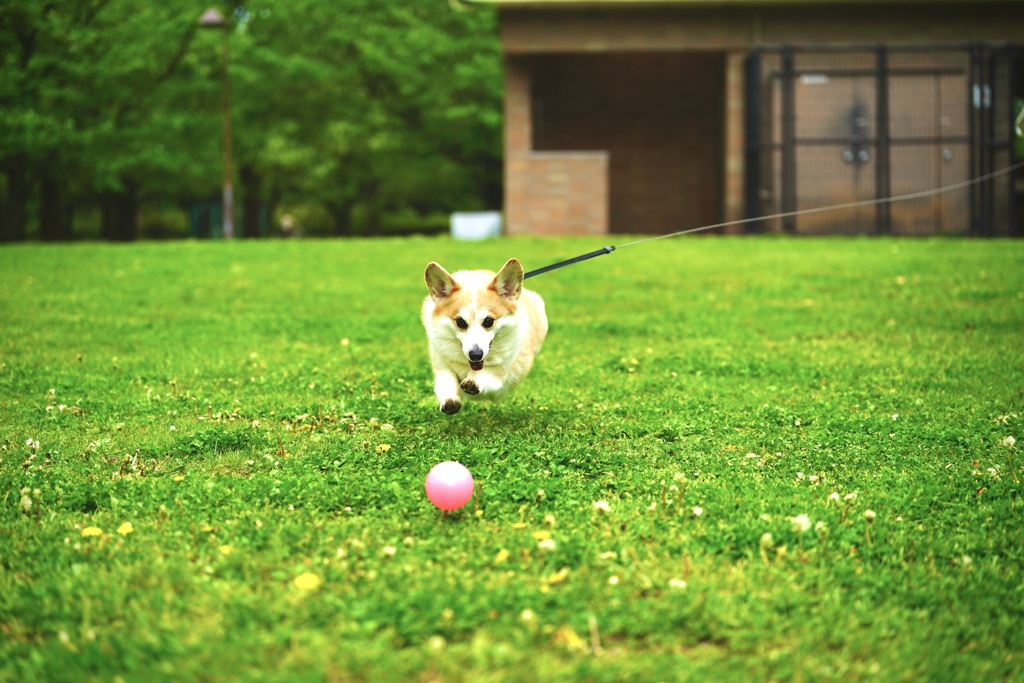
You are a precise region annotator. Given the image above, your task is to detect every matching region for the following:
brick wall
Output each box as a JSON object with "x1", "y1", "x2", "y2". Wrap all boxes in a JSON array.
[{"x1": 505, "y1": 152, "x2": 609, "y2": 236}]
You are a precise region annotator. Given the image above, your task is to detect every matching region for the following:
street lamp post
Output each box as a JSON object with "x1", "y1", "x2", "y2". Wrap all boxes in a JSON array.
[{"x1": 199, "y1": 7, "x2": 234, "y2": 239}]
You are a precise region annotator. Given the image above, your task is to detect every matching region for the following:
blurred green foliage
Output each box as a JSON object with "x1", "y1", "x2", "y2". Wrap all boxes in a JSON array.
[{"x1": 0, "y1": 0, "x2": 503, "y2": 240}]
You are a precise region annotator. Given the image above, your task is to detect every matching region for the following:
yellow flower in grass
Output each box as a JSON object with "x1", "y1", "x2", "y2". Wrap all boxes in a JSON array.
[
  {"x1": 117, "y1": 522, "x2": 134, "y2": 535},
  {"x1": 294, "y1": 572, "x2": 322, "y2": 590},
  {"x1": 81, "y1": 526, "x2": 102, "y2": 537}
]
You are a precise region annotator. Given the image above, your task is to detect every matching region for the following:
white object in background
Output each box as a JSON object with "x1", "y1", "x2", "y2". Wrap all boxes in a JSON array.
[{"x1": 451, "y1": 212, "x2": 502, "y2": 240}]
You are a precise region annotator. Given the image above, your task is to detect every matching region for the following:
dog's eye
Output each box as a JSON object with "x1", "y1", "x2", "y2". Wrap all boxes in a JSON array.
[
  {"x1": 455, "y1": 317, "x2": 468, "y2": 330},
  {"x1": 482, "y1": 317, "x2": 495, "y2": 329}
]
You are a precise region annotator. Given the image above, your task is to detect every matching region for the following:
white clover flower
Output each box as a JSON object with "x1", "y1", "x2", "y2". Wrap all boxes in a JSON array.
[
  {"x1": 814, "y1": 521, "x2": 827, "y2": 533},
  {"x1": 599, "y1": 551, "x2": 617, "y2": 560},
  {"x1": 759, "y1": 533, "x2": 774, "y2": 549},
  {"x1": 1002, "y1": 436, "x2": 1016, "y2": 448},
  {"x1": 789, "y1": 514, "x2": 812, "y2": 534},
  {"x1": 892, "y1": 414, "x2": 899, "y2": 421},
  {"x1": 808, "y1": 475, "x2": 820, "y2": 485},
  {"x1": 829, "y1": 492, "x2": 841, "y2": 503},
  {"x1": 519, "y1": 608, "x2": 536, "y2": 622},
  {"x1": 592, "y1": 500, "x2": 611, "y2": 514},
  {"x1": 669, "y1": 578, "x2": 687, "y2": 589},
  {"x1": 20, "y1": 495, "x2": 32, "y2": 512},
  {"x1": 864, "y1": 509, "x2": 876, "y2": 522},
  {"x1": 536, "y1": 489, "x2": 546, "y2": 501},
  {"x1": 381, "y1": 423, "x2": 394, "y2": 431},
  {"x1": 844, "y1": 492, "x2": 858, "y2": 502},
  {"x1": 537, "y1": 538, "x2": 556, "y2": 552},
  {"x1": 796, "y1": 472, "x2": 806, "y2": 481},
  {"x1": 692, "y1": 506, "x2": 704, "y2": 517},
  {"x1": 608, "y1": 575, "x2": 619, "y2": 585},
  {"x1": 382, "y1": 546, "x2": 396, "y2": 557}
]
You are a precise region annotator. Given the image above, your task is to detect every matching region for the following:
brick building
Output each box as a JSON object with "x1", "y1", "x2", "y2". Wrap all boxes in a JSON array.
[{"x1": 487, "y1": 0, "x2": 1024, "y2": 236}]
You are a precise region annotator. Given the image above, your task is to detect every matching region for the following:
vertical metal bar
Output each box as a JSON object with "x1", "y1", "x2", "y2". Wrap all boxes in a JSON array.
[
  {"x1": 743, "y1": 50, "x2": 763, "y2": 233},
  {"x1": 781, "y1": 47, "x2": 797, "y2": 233},
  {"x1": 968, "y1": 46, "x2": 979, "y2": 235},
  {"x1": 984, "y1": 48, "x2": 995, "y2": 236},
  {"x1": 1006, "y1": 44, "x2": 1018, "y2": 237},
  {"x1": 875, "y1": 45, "x2": 891, "y2": 234}
]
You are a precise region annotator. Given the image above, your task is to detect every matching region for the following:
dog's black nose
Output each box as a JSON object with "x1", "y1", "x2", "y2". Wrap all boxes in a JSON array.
[{"x1": 468, "y1": 347, "x2": 484, "y2": 362}]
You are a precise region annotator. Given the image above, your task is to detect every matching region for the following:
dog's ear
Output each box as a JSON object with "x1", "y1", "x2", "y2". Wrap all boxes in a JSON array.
[
  {"x1": 425, "y1": 262, "x2": 459, "y2": 302},
  {"x1": 490, "y1": 258, "x2": 523, "y2": 302}
]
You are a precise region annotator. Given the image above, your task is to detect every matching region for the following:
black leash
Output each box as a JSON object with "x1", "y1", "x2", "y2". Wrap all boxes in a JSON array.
[{"x1": 523, "y1": 245, "x2": 615, "y2": 279}]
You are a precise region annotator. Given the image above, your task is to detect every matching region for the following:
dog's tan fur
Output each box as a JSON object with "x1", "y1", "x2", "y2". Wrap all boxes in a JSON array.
[{"x1": 422, "y1": 258, "x2": 547, "y2": 415}]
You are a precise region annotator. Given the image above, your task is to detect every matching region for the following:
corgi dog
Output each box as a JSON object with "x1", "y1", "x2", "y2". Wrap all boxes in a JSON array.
[{"x1": 422, "y1": 258, "x2": 548, "y2": 415}]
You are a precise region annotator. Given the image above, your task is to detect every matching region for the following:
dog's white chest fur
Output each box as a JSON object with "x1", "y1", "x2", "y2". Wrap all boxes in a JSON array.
[{"x1": 421, "y1": 259, "x2": 547, "y2": 415}]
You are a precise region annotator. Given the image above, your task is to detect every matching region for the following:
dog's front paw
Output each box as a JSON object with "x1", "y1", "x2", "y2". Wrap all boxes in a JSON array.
[
  {"x1": 460, "y1": 379, "x2": 480, "y2": 395},
  {"x1": 440, "y1": 398, "x2": 462, "y2": 415}
]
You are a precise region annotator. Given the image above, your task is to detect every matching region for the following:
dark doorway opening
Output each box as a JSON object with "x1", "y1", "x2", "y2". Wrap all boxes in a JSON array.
[{"x1": 532, "y1": 52, "x2": 726, "y2": 235}]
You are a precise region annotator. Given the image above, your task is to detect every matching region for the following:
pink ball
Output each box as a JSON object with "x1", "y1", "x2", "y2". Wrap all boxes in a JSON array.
[{"x1": 425, "y1": 461, "x2": 475, "y2": 511}]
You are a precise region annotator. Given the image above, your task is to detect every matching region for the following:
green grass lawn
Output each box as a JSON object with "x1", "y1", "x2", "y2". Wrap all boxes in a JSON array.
[{"x1": 1, "y1": 236, "x2": 1023, "y2": 682}]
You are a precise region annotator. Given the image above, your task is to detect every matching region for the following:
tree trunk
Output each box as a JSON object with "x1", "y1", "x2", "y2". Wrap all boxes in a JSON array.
[
  {"x1": 1, "y1": 155, "x2": 30, "y2": 242},
  {"x1": 240, "y1": 165, "x2": 262, "y2": 238},
  {"x1": 101, "y1": 180, "x2": 138, "y2": 241},
  {"x1": 268, "y1": 188, "x2": 282, "y2": 236},
  {"x1": 326, "y1": 198, "x2": 354, "y2": 237},
  {"x1": 363, "y1": 180, "x2": 381, "y2": 236},
  {"x1": 39, "y1": 172, "x2": 72, "y2": 241}
]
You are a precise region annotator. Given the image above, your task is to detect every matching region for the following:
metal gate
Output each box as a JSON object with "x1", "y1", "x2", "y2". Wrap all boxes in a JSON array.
[{"x1": 744, "y1": 44, "x2": 1017, "y2": 236}]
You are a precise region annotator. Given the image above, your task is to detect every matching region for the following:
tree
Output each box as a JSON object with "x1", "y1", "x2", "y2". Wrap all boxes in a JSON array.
[
  {"x1": 226, "y1": 0, "x2": 504, "y2": 236},
  {"x1": 0, "y1": 1, "x2": 218, "y2": 241},
  {"x1": 0, "y1": 0, "x2": 504, "y2": 241}
]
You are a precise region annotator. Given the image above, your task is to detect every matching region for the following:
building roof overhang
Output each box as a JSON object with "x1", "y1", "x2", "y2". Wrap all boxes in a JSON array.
[{"x1": 467, "y1": 0, "x2": 1019, "y2": 6}]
